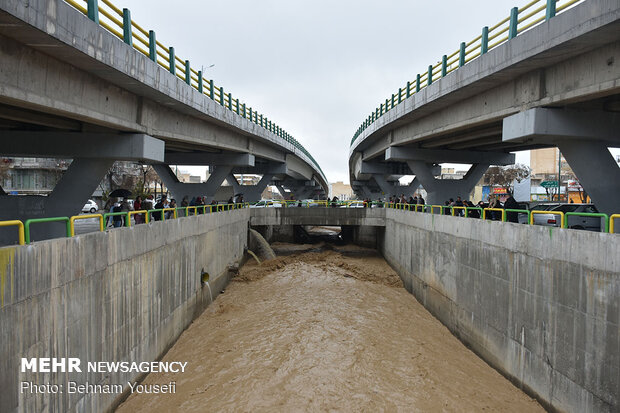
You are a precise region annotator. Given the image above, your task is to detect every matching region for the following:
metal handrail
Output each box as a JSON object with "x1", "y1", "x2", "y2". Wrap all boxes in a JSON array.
[
  {"x1": 0, "y1": 220, "x2": 25, "y2": 245},
  {"x1": 61, "y1": 0, "x2": 326, "y2": 181},
  {"x1": 350, "y1": 0, "x2": 585, "y2": 146},
  {"x1": 70, "y1": 214, "x2": 104, "y2": 236}
]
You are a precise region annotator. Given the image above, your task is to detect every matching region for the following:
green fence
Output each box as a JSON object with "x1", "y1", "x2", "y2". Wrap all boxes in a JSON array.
[
  {"x1": 62, "y1": 0, "x2": 325, "y2": 181},
  {"x1": 350, "y1": 0, "x2": 584, "y2": 146}
]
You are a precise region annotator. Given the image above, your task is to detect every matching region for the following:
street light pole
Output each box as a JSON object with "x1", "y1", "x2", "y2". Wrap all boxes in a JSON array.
[{"x1": 557, "y1": 148, "x2": 561, "y2": 202}]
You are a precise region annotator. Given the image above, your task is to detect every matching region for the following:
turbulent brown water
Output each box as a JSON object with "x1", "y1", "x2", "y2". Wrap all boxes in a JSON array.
[{"x1": 117, "y1": 247, "x2": 542, "y2": 412}]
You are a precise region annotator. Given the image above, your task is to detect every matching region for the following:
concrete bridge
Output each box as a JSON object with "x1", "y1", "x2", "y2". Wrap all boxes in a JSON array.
[
  {"x1": 0, "y1": 0, "x2": 328, "y2": 237},
  {"x1": 349, "y1": 0, "x2": 620, "y2": 213},
  {"x1": 0, "y1": 1, "x2": 618, "y2": 413},
  {"x1": 0, "y1": 207, "x2": 617, "y2": 412}
]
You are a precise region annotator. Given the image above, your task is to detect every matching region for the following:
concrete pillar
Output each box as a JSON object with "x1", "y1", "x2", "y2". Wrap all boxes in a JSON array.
[
  {"x1": 0, "y1": 158, "x2": 114, "y2": 243},
  {"x1": 372, "y1": 175, "x2": 418, "y2": 199},
  {"x1": 407, "y1": 161, "x2": 489, "y2": 205},
  {"x1": 558, "y1": 141, "x2": 620, "y2": 215},
  {"x1": 238, "y1": 174, "x2": 274, "y2": 202},
  {"x1": 226, "y1": 174, "x2": 240, "y2": 194},
  {"x1": 152, "y1": 164, "x2": 233, "y2": 203}
]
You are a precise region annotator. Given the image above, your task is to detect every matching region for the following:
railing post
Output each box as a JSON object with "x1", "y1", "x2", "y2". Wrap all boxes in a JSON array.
[
  {"x1": 391, "y1": 94, "x2": 395, "y2": 108},
  {"x1": 406, "y1": 81, "x2": 411, "y2": 98},
  {"x1": 87, "y1": 0, "x2": 99, "y2": 23},
  {"x1": 248, "y1": 106, "x2": 252, "y2": 120},
  {"x1": 427, "y1": 65, "x2": 432, "y2": 85},
  {"x1": 416, "y1": 74, "x2": 421, "y2": 92},
  {"x1": 228, "y1": 93, "x2": 232, "y2": 110},
  {"x1": 235, "y1": 98, "x2": 240, "y2": 114},
  {"x1": 148, "y1": 30, "x2": 156, "y2": 62},
  {"x1": 481, "y1": 26, "x2": 489, "y2": 54},
  {"x1": 459, "y1": 42, "x2": 466, "y2": 67},
  {"x1": 122, "y1": 8, "x2": 132, "y2": 46},
  {"x1": 219, "y1": 87, "x2": 224, "y2": 106},
  {"x1": 509, "y1": 7, "x2": 519, "y2": 39},
  {"x1": 185, "y1": 60, "x2": 191, "y2": 85},
  {"x1": 260, "y1": 114, "x2": 263, "y2": 127},
  {"x1": 398, "y1": 88, "x2": 402, "y2": 104},
  {"x1": 441, "y1": 55, "x2": 447, "y2": 77},
  {"x1": 546, "y1": 0, "x2": 556, "y2": 20},
  {"x1": 209, "y1": 79, "x2": 214, "y2": 99},
  {"x1": 380, "y1": 103, "x2": 384, "y2": 116},
  {"x1": 169, "y1": 47, "x2": 176, "y2": 75},
  {"x1": 242, "y1": 103, "x2": 246, "y2": 118},
  {"x1": 198, "y1": 70, "x2": 203, "y2": 93}
]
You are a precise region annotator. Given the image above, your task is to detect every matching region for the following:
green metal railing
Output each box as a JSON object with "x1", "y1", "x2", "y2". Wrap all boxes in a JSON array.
[
  {"x1": 2, "y1": 203, "x2": 252, "y2": 245},
  {"x1": 24, "y1": 217, "x2": 71, "y2": 244},
  {"x1": 350, "y1": 0, "x2": 584, "y2": 146},
  {"x1": 563, "y1": 212, "x2": 609, "y2": 233},
  {"x1": 63, "y1": 0, "x2": 325, "y2": 181}
]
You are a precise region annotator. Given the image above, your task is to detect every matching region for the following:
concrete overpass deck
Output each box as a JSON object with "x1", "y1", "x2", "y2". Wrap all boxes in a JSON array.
[
  {"x1": 349, "y1": 0, "x2": 620, "y2": 212},
  {"x1": 0, "y1": 0, "x2": 327, "y2": 233}
]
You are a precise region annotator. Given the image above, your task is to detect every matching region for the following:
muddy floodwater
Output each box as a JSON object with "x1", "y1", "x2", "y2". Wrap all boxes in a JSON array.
[{"x1": 117, "y1": 246, "x2": 543, "y2": 412}]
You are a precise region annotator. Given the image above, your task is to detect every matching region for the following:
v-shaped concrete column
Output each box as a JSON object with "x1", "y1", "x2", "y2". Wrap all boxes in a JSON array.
[
  {"x1": 407, "y1": 161, "x2": 489, "y2": 205},
  {"x1": 227, "y1": 174, "x2": 274, "y2": 202},
  {"x1": 372, "y1": 174, "x2": 419, "y2": 199},
  {"x1": 0, "y1": 158, "x2": 114, "y2": 243},
  {"x1": 153, "y1": 164, "x2": 233, "y2": 203}
]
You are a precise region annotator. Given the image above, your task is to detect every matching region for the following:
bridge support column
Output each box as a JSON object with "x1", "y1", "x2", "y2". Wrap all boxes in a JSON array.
[
  {"x1": 227, "y1": 174, "x2": 274, "y2": 202},
  {"x1": 558, "y1": 141, "x2": 620, "y2": 215},
  {"x1": 152, "y1": 164, "x2": 233, "y2": 203},
  {"x1": 407, "y1": 161, "x2": 489, "y2": 205},
  {"x1": 0, "y1": 158, "x2": 114, "y2": 243},
  {"x1": 226, "y1": 173, "x2": 241, "y2": 194},
  {"x1": 372, "y1": 175, "x2": 419, "y2": 199},
  {"x1": 503, "y1": 108, "x2": 620, "y2": 215}
]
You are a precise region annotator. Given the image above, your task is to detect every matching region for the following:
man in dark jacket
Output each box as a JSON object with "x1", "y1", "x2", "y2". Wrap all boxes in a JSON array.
[
  {"x1": 504, "y1": 195, "x2": 520, "y2": 223},
  {"x1": 153, "y1": 195, "x2": 167, "y2": 221}
]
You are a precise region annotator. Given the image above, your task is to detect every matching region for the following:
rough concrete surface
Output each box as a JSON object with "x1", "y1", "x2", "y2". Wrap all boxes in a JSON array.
[
  {"x1": 380, "y1": 209, "x2": 619, "y2": 413},
  {"x1": 0, "y1": 209, "x2": 249, "y2": 413}
]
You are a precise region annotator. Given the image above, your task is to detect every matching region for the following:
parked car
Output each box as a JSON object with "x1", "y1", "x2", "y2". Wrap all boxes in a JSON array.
[
  {"x1": 249, "y1": 200, "x2": 284, "y2": 208},
  {"x1": 532, "y1": 203, "x2": 602, "y2": 231},
  {"x1": 82, "y1": 199, "x2": 98, "y2": 213}
]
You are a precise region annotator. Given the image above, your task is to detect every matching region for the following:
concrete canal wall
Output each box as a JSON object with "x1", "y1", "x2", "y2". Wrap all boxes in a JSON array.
[
  {"x1": 0, "y1": 209, "x2": 249, "y2": 413},
  {"x1": 380, "y1": 209, "x2": 619, "y2": 413}
]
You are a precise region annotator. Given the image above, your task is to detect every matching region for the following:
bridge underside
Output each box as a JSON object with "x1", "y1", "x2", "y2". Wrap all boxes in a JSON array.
[
  {"x1": 349, "y1": 0, "x2": 620, "y2": 212},
  {"x1": 0, "y1": 2, "x2": 327, "y2": 241}
]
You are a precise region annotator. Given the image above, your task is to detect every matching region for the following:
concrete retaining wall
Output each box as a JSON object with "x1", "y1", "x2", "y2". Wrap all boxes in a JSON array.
[
  {"x1": 0, "y1": 209, "x2": 249, "y2": 413},
  {"x1": 380, "y1": 209, "x2": 618, "y2": 412}
]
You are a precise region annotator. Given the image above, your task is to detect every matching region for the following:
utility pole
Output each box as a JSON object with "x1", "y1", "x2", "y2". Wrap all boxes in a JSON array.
[{"x1": 557, "y1": 148, "x2": 561, "y2": 202}]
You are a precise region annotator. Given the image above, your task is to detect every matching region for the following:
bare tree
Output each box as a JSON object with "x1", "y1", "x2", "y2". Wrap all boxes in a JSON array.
[{"x1": 483, "y1": 164, "x2": 531, "y2": 193}]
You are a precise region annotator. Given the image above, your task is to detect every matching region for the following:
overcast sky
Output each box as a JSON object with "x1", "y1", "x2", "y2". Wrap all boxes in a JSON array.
[{"x1": 116, "y1": 0, "x2": 613, "y2": 183}]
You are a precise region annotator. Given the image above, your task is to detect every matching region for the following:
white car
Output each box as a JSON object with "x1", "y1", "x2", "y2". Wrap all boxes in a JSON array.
[
  {"x1": 250, "y1": 200, "x2": 284, "y2": 208},
  {"x1": 82, "y1": 199, "x2": 98, "y2": 213}
]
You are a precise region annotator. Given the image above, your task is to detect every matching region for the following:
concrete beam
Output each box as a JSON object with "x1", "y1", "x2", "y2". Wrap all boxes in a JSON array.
[
  {"x1": 164, "y1": 152, "x2": 255, "y2": 166},
  {"x1": 503, "y1": 108, "x2": 620, "y2": 144},
  {"x1": 231, "y1": 163, "x2": 287, "y2": 175},
  {"x1": 360, "y1": 161, "x2": 411, "y2": 175},
  {"x1": 0, "y1": 132, "x2": 164, "y2": 162},
  {"x1": 386, "y1": 146, "x2": 514, "y2": 165},
  {"x1": 286, "y1": 154, "x2": 313, "y2": 180}
]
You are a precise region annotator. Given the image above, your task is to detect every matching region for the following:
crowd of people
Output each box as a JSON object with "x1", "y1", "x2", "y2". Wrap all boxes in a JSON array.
[
  {"x1": 101, "y1": 193, "x2": 249, "y2": 227},
  {"x1": 352, "y1": 193, "x2": 522, "y2": 223}
]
